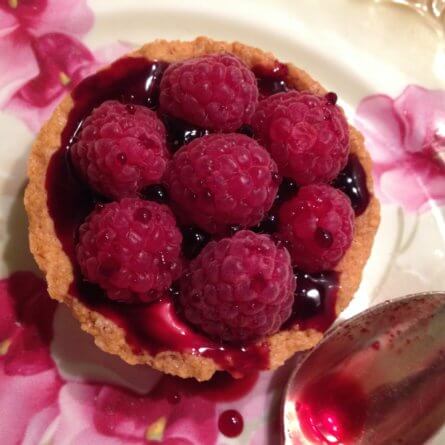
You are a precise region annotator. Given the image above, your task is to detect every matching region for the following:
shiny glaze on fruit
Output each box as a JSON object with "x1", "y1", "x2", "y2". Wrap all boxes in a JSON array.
[
  {"x1": 333, "y1": 154, "x2": 370, "y2": 216},
  {"x1": 285, "y1": 270, "x2": 339, "y2": 332},
  {"x1": 45, "y1": 56, "x2": 369, "y2": 374},
  {"x1": 253, "y1": 62, "x2": 289, "y2": 97}
]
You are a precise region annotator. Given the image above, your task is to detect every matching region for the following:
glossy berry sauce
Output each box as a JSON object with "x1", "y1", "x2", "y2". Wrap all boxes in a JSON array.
[
  {"x1": 285, "y1": 270, "x2": 339, "y2": 332},
  {"x1": 218, "y1": 409, "x2": 244, "y2": 438},
  {"x1": 181, "y1": 226, "x2": 210, "y2": 259},
  {"x1": 45, "y1": 56, "x2": 370, "y2": 375},
  {"x1": 295, "y1": 372, "x2": 367, "y2": 444},
  {"x1": 142, "y1": 184, "x2": 169, "y2": 204},
  {"x1": 253, "y1": 62, "x2": 289, "y2": 97},
  {"x1": 162, "y1": 113, "x2": 210, "y2": 151},
  {"x1": 333, "y1": 155, "x2": 370, "y2": 216}
]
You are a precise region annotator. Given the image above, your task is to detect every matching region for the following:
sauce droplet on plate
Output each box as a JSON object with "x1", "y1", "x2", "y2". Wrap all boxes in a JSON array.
[{"x1": 218, "y1": 409, "x2": 244, "y2": 437}]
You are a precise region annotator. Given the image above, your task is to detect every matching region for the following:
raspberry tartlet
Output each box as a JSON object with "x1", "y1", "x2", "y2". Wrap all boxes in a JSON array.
[{"x1": 25, "y1": 37, "x2": 380, "y2": 381}]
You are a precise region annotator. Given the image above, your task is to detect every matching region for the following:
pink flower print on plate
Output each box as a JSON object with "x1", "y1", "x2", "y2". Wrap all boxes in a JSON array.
[
  {"x1": 0, "y1": 271, "x2": 63, "y2": 445},
  {"x1": 0, "y1": 0, "x2": 93, "y2": 104},
  {"x1": 51, "y1": 377, "x2": 220, "y2": 445},
  {"x1": 3, "y1": 33, "x2": 130, "y2": 132},
  {"x1": 356, "y1": 85, "x2": 445, "y2": 213},
  {"x1": 0, "y1": 0, "x2": 93, "y2": 37},
  {"x1": 0, "y1": 0, "x2": 131, "y2": 132}
]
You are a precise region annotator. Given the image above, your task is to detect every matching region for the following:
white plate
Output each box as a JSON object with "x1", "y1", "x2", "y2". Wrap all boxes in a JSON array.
[{"x1": 0, "y1": 1, "x2": 444, "y2": 443}]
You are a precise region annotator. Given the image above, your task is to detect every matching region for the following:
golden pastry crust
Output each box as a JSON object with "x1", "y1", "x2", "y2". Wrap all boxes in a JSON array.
[{"x1": 25, "y1": 37, "x2": 380, "y2": 381}]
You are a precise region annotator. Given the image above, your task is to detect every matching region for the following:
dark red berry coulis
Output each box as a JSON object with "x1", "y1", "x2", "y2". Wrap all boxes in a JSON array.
[
  {"x1": 45, "y1": 56, "x2": 370, "y2": 375},
  {"x1": 333, "y1": 154, "x2": 370, "y2": 216},
  {"x1": 253, "y1": 62, "x2": 289, "y2": 97},
  {"x1": 142, "y1": 184, "x2": 169, "y2": 204},
  {"x1": 218, "y1": 409, "x2": 244, "y2": 437},
  {"x1": 161, "y1": 113, "x2": 210, "y2": 152},
  {"x1": 181, "y1": 226, "x2": 210, "y2": 259},
  {"x1": 285, "y1": 270, "x2": 340, "y2": 332}
]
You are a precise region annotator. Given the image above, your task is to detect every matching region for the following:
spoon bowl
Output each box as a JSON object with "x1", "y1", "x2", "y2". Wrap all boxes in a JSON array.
[{"x1": 283, "y1": 292, "x2": 445, "y2": 445}]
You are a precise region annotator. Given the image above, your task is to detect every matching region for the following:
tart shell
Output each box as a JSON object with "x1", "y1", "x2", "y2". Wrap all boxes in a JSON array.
[{"x1": 25, "y1": 37, "x2": 380, "y2": 381}]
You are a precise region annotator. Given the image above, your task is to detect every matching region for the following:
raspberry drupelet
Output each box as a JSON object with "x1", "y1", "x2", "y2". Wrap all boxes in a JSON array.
[
  {"x1": 251, "y1": 91, "x2": 349, "y2": 185},
  {"x1": 71, "y1": 100, "x2": 169, "y2": 199},
  {"x1": 179, "y1": 230, "x2": 296, "y2": 342},
  {"x1": 159, "y1": 53, "x2": 258, "y2": 132},
  {"x1": 278, "y1": 184, "x2": 354, "y2": 272},
  {"x1": 76, "y1": 198, "x2": 183, "y2": 303},
  {"x1": 164, "y1": 133, "x2": 280, "y2": 234}
]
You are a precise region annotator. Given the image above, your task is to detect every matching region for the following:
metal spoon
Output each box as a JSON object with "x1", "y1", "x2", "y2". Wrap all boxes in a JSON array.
[{"x1": 283, "y1": 292, "x2": 445, "y2": 445}]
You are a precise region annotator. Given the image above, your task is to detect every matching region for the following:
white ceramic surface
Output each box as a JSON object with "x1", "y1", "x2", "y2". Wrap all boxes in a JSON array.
[{"x1": 1, "y1": 1, "x2": 444, "y2": 443}]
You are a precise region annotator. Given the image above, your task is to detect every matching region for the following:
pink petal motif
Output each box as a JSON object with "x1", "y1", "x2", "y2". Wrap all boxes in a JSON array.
[
  {"x1": 355, "y1": 85, "x2": 445, "y2": 212},
  {"x1": 4, "y1": 327, "x2": 55, "y2": 375},
  {"x1": 26, "y1": 0, "x2": 94, "y2": 37},
  {"x1": 93, "y1": 40, "x2": 134, "y2": 67},
  {"x1": 355, "y1": 95, "x2": 405, "y2": 165},
  {"x1": 0, "y1": 273, "x2": 18, "y2": 340},
  {"x1": 15, "y1": 32, "x2": 95, "y2": 107},
  {"x1": 0, "y1": 0, "x2": 49, "y2": 26},
  {"x1": 0, "y1": 364, "x2": 62, "y2": 445},
  {"x1": 7, "y1": 270, "x2": 57, "y2": 342},
  {"x1": 393, "y1": 85, "x2": 445, "y2": 154},
  {"x1": 52, "y1": 384, "x2": 127, "y2": 445},
  {"x1": 93, "y1": 385, "x2": 165, "y2": 440},
  {"x1": 379, "y1": 162, "x2": 445, "y2": 213},
  {"x1": 0, "y1": 29, "x2": 39, "y2": 106},
  {"x1": 0, "y1": 5, "x2": 18, "y2": 31},
  {"x1": 0, "y1": 0, "x2": 93, "y2": 37},
  {"x1": 52, "y1": 378, "x2": 219, "y2": 444},
  {"x1": 3, "y1": 34, "x2": 132, "y2": 132},
  {"x1": 22, "y1": 405, "x2": 60, "y2": 445},
  {"x1": 0, "y1": 271, "x2": 62, "y2": 445},
  {"x1": 0, "y1": 271, "x2": 57, "y2": 376},
  {"x1": 161, "y1": 439, "x2": 194, "y2": 445},
  {"x1": 0, "y1": 0, "x2": 94, "y2": 107},
  {"x1": 94, "y1": 379, "x2": 218, "y2": 444},
  {"x1": 163, "y1": 394, "x2": 218, "y2": 444}
]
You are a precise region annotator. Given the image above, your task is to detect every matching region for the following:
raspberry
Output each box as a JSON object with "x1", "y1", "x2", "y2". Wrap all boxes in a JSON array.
[
  {"x1": 164, "y1": 133, "x2": 279, "y2": 234},
  {"x1": 278, "y1": 184, "x2": 354, "y2": 272},
  {"x1": 159, "y1": 54, "x2": 258, "y2": 132},
  {"x1": 180, "y1": 230, "x2": 295, "y2": 342},
  {"x1": 76, "y1": 198, "x2": 182, "y2": 303},
  {"x1": 251, "y1": 91, "x2": 349, "y2": 184},
  {"x1": 71, "y1": 100, "x2": 169, "y2": 199}
]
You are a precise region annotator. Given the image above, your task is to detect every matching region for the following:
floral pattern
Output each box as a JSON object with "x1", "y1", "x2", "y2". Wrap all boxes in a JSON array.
[
  {"x1": 0, "y1": 272, "x2": 268, "y2": 445},
  {"x1": 355, "y1": 85, "x2": 445, "y2": 213},
  {"x1": 53, "y1": 380, "x2": 219, "y2": 444},
  {"x1": 0, "y1": 0, "x2": 129, "y2": 131},
  {"x1": 0, "y1": 3, "x2": 281, "y2": 443},
  {"x1": 0, "y1": 272, "x2": 62, "y2": 445},
  {"x1": 1, "y1": 1, "x2": 445, "y2": 444}
]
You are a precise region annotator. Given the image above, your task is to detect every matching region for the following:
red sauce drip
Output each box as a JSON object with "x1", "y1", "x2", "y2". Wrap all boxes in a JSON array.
[
  {"x1": 218, "y1": 409, "x2": 244, "y2": 438},
  {"x1": 296, "y1": 373, "x2": 368, "y2": 444},
  {"x1": 69, "y1": 281, "x2": 269, "y2": 376},
  {"x1": 182, "y1": 371, "x2": 259, "y2": 402},
  {"x1": 153, "y1": 372, "x2": 258, "y2": 405},
  {"x1": 285, "y1": 270, "x2": 339, "y2": 332},
  {"x1": 371, "y1": 341, "x2": 381, "y2": 351}
]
